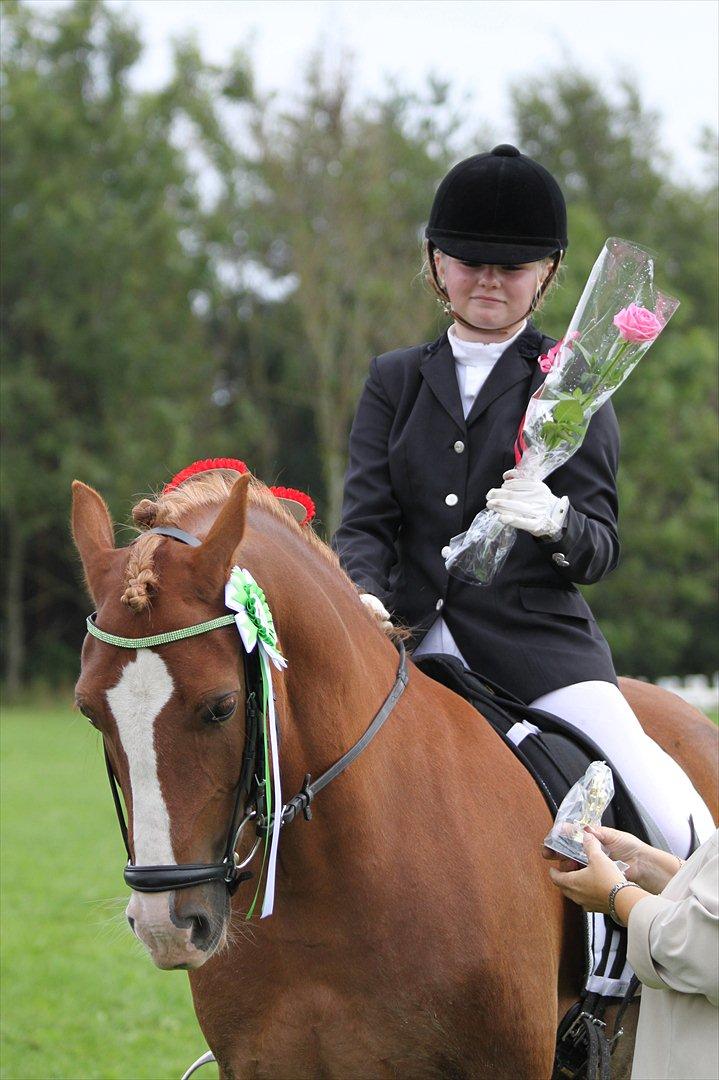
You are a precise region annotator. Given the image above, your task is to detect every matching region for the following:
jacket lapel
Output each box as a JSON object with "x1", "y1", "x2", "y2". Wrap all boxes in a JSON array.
[
  {"x1": 419, "y1": 334, "x2": 466, "y2": 433},
  {"x1": 465, "y1": 322, "x2": 545, "y2": 427}
]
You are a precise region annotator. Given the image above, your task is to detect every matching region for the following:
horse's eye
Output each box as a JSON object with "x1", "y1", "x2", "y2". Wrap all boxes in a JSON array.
[
  {"x1": 77, "y1": 703, "x2": 98, "y2": 728},
  {"x1": 202, "y1": 695, "x2": 238, "y2": 725}
]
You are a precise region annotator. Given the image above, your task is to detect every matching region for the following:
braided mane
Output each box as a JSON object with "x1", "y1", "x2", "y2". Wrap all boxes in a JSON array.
[{"x1": 121, "y1": 471, "x2": 339, "y2": 613}]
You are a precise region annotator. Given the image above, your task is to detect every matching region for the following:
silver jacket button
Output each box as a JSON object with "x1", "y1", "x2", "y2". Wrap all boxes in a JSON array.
[
  {"x1": 441, "y1": 545, "x2": 451, "y2": 559},
  {"x1": 453, "y1": 440, "x2": 465, "y2": 454},
  {"x1": 435, "y1": 598, "x2": 444, "y2": 611},
  {"x1": 552, "y1": 552, "x2": 570, "y2": 567},
  {"x1": 445, "y1": 493, "x2": 458, "y2": 506}
]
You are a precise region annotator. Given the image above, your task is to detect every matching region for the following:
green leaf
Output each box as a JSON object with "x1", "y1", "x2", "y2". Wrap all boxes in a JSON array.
[
  {"x1": 573, "y1": 339, "x2": 596, "y2": 365},
  {"x1": 552, "y1": 398, "x2": 586, "y2": 425}
]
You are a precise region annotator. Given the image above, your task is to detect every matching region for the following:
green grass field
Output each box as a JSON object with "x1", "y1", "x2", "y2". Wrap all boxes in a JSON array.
[{"x1": 1, "y1": 704, "x2": 218, "y2": 1080}]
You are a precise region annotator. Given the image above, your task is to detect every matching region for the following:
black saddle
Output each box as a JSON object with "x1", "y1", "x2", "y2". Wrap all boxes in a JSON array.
[{"x1": 413, "y1": 652, "x2": 661, "y2": 851}]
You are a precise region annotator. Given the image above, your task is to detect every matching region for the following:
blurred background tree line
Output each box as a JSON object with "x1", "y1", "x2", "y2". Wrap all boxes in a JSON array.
[{"x1": 1, "y1": 0, "x2": 717, "y2": 694}]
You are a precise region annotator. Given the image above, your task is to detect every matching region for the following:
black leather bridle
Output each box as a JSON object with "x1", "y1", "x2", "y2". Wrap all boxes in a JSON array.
[{"x1": 91, "y1": 526, "x2": 409, "y2": 897}]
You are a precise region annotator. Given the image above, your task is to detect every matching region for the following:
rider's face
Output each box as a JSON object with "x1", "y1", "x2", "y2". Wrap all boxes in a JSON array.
[{"x1": 434, "y1": 251, "x2": 549, "y2": 340}]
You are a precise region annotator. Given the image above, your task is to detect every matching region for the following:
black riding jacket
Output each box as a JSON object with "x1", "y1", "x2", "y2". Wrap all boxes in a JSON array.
[{"x1": 333, "y1": 321, "x2": 619, "y2": 702}]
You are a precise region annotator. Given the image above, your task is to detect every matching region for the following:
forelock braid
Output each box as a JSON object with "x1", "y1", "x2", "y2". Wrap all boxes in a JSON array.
[{"x1": 121, "y1": 533, "x2": 162, "y2": 612}]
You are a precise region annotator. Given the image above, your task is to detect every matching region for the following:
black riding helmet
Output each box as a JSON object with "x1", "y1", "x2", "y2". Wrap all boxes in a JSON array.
[
  {"x1": 426, "y1": 145, "x2": 567, "y2": 332},
  {"x1": 426, "y1": 144, "x2": 568, "y2": 264}
]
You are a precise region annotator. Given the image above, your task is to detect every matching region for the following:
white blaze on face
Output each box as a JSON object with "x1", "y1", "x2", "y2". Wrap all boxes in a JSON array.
[{"x1": 106, "y1": 651, "x2": 175, "y2": 865}]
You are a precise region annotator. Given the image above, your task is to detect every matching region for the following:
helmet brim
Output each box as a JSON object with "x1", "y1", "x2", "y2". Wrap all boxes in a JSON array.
[{"x1": 427, "y1": 231, "x2": 563, "y2": 265}]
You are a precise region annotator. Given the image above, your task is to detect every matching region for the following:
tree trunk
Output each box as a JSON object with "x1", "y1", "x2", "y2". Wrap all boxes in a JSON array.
[
  {"x1": 4, "y1": 515, "x2": 26, "y2": 697},
  {"x1": 313, "y1": 390, "x2": 347, "y2": 538},
  {"x1": 324, "y1": 445, "x2": 347, "y2": 539}
]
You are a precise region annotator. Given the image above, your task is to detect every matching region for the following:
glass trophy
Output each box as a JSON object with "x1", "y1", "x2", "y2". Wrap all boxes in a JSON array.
[{"x1": 544, "y1": 761, "x2": 615, "y2": 865}]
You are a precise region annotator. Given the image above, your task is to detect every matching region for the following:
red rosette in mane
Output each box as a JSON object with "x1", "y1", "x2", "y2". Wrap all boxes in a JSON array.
[
  {"x1": 162, "y1": 458, "x2": 248, "y2": 494},
  {"x1": 269, "y1": 486, "x2": 316, "y2": 526},
  {"x1": 162, "y1": 461, "x2": 315, "y2": 526}
]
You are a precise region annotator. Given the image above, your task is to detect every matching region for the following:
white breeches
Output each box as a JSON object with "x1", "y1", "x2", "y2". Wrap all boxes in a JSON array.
[{"x1": 530, "y1": 681, "x2": 716, "y2": 857}]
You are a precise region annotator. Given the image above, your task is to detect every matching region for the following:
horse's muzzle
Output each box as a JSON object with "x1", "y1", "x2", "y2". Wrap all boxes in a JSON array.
[{"x1": 126, "y1": 889, "x2": 228, "y2": 969}]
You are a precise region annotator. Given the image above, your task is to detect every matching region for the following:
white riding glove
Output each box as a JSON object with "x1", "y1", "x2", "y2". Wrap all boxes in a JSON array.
[
  {"x1": 360, "y1": 592, "x2": 393, "y2": 630},
  {"x1": 486, "y1": 470, "x2": 570, "y2": 540}
]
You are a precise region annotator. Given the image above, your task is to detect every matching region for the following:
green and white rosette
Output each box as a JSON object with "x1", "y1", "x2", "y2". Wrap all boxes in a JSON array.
[{"x1": 224, "y1": 566, "x2": 286, "y2": 918}]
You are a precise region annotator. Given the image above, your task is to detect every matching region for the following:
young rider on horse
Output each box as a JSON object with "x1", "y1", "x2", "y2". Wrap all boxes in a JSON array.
[{"x1": 333, "y1": 144, "x2": 714, "y2": 857}]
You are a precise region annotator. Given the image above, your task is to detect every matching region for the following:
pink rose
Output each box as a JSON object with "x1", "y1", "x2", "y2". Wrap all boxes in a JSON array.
[{"x1": 613, "y1": 304, "x2": 664, "y2": 343}]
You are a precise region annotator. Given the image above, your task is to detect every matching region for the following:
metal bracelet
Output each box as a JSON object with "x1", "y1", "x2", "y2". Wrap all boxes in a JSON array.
[{"x1": 608, "y1": 881, "x2": 642, "y2": 925}]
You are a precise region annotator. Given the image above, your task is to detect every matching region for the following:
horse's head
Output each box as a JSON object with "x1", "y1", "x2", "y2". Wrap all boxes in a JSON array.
[{"x1": 72, "y1": 472, "x2": 260, "y2": 969}]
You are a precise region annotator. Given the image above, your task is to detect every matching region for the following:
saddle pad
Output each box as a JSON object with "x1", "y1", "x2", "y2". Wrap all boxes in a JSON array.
[{"x1": 414, "y1": 653, "x2": 651, "y2": 998}]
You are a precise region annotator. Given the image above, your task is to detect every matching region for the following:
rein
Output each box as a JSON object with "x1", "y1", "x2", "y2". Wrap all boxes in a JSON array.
[{"x1": 86, "y1": 526, "x2": 409, "y2": 902}]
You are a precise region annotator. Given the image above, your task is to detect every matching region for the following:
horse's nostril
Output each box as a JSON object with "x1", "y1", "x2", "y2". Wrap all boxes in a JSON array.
[
  {"x1": 190, "y1": 913, "x2": 213, "y2": 951},
  {"x1": 127, "y1": 915, "x2": 136, "y2": 934},
  {"x1": 168, "y1": 895, "x2": 220, "y2": 952}
]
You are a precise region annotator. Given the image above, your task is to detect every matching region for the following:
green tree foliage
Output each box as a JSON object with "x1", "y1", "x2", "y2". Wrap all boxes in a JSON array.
[
  {"x1": 1, "y1": 1, "x2": 716, "y2": 687},
  {"x1": 1, "y1": 0, "x2": 217, "y2": 690},
  {"x1": 201, "y1": 60, "x2": 459, "y2": 530}
]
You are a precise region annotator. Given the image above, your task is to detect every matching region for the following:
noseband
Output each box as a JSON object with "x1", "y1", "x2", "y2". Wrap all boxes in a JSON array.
[{"x1": 86, "y1": 526, "x2": 408, "y2": 899}]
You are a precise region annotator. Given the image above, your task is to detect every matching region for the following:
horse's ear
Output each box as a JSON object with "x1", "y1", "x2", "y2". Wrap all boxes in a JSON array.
[
  {"x1": 191, "y1": 473, "x2": 251, "y2": 591},
  {"x1": 71, "y1": 480, "x2": 116, "y2": 603}
]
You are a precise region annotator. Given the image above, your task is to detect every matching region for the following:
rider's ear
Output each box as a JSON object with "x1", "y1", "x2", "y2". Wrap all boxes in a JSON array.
[
  {"x1": 71, "y1": 480, "x2": 117, "y2": 603},
  {"x1": 191, "y1": 472, "x2": 250, "y2": 593}
]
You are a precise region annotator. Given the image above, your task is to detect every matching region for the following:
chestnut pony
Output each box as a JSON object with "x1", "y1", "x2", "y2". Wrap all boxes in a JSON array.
[{"x1": 72, "y1": 472, "x2": 717, "y2": 1080}]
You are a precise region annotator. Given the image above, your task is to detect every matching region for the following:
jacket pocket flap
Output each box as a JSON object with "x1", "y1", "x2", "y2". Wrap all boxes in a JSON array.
[{"x1": 519, "y1": 586, "x2": 591, "y2": 620}]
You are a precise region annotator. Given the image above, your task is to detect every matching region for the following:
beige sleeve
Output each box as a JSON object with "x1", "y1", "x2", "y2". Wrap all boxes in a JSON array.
[{"x1": 627, "y1": 845, "x2": 719, "y2": 1006}]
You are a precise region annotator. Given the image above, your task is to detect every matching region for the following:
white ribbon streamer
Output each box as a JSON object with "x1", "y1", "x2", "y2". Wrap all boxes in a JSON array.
[{"x1": 259, "y1": 646, "x2": 282, "y2": 918}]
